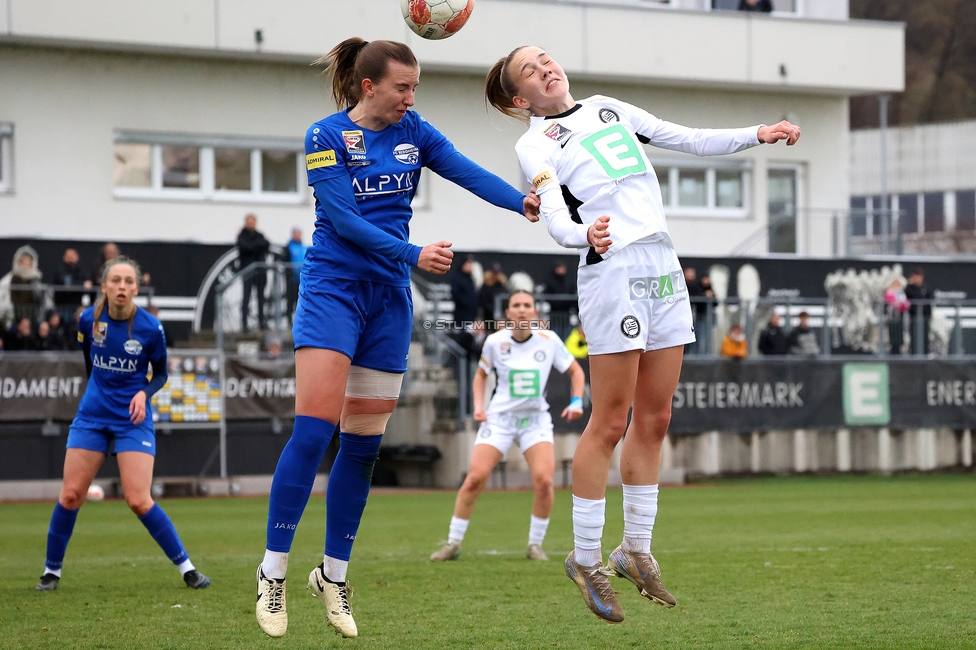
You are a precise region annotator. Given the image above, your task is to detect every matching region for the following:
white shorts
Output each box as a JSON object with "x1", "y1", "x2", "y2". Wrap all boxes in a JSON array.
[
  {"x1": 475, "y1": 411, "x2": 554, "y2": 455},
  {"x1": 578, "y1": 235, "x2": 696, "y2": 355}
]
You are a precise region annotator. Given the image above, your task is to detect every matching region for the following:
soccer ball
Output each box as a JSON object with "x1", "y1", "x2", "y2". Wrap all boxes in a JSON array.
[
  {"x1": 401, "y1": 0, "x2": 474, "y2": 40},
  {"x1": 87, "y1": 484, "x2": 105, "y2": 501}
]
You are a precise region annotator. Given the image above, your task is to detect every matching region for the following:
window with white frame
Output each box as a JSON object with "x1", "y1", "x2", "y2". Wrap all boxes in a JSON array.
[
  {"x1": 0, "y1": 123, "x2": 12, "y2": 194},
  {"x1": 711, "y1": 0, "x2": 802, "y2": 15},
  {"x1": 652, "y1": 159, "x2": 751, "y2": 218},
  {"x1": 113, "y1": 132, "x2": 304, "y2": 203}
]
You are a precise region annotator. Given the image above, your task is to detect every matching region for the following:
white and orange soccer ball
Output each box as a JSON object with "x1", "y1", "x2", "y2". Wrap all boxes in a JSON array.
[
  {"x1": 401, "y1": 0, "x2": 474, "y2": 40},
  {"x1": 87, "y1": 484, "x2": 105, "y2": 501}
]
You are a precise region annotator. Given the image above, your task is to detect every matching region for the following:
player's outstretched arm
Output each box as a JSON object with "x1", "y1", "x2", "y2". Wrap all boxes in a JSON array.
[{"x1": 758, "y1": 120, "x2": 801, "y2": 146}]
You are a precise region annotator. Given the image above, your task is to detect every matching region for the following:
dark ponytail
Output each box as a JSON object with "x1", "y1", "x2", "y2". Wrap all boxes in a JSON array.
[
  {"x1": 485, "y1": 46, "x2": 529, "y2": 122},
  {"x1": 315, "y1": 37, "x2": 418, "y2": 110}
]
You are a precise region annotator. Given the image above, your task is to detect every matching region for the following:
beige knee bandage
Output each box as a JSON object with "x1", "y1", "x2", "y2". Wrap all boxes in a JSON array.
[
  {"x1": 345, "y1": 366, "x2": 403, "y2": 400},
  {"x1": 342, "y1": 412, "x2": 393, "y2": 435}
]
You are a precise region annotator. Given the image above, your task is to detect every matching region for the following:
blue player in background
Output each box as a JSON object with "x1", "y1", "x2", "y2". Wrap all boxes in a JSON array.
[
  {"x1": 255, "y1": 37, "x2": 540, "y2": 639},
  {"x1": 37, "y1": 257, "x2": 210, "y2": 592}
]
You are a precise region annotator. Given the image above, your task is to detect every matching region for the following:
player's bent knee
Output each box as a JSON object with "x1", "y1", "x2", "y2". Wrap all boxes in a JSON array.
[
  {"x1": 60, "y1": 487, "x2": 86, "y2": 509},
  {"x1": 126, "y1": 497, "x2": 154, "y2": 516}
]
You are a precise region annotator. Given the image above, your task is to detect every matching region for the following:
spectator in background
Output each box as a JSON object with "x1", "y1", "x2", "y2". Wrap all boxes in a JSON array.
[
  {"x1": 237, "y1": 213, "x2": 271, "y2": 332},
  {"x1": 757, "y1": 313, "x2": 788, "y2": 356},
  {"x1": 904, "y1": 267, "x2": 932, "y2": 355},
  {"x1": 44, "y1": 310, "x2": 69, "y2": 350},
  {"x1": 6, "y1": 246, "x2": 44, "y2": 325},
  {"x1": 565, "y1": 321, "x2": 588, "y2": 359},
  {"x1": 787, "y1": 311, "x2": 819, "y2": 356},
  {"x1": 31, "y1": 320, "x2": 58, "y2": 351},
  {"x1": 283, "y1": 227, "x2": 307, "y2": 324},
  {"x1": 543, "y1": 261, "x2": 577, "y2": 338},
  {"x1": 883, "y1": 278, "x2": 910, "y2": 355},
  {"x1": 739, "y1": 0, "x2": 773, "y2": 12},
  {"x1": 53, "y1": 248, "x2": 92, "y2": 320},
  {"x1": 685, "y1": 268, "x2": 716, "y2": 354},
  {"x1": 451, "y1": 256, "x2": 480, "y2": 358},
  {"x1": 478, "y1": 262, "x2": 508, "y2": 320},
  {"x1": 90, "y1": 242, "x2": 120, "y2": 286},
  {"x1": 4, "y1": 317, "x2": 33, "y2": 351},
  {"x1": 720, "y1": 323, "x2": 749, "y2": 359}
]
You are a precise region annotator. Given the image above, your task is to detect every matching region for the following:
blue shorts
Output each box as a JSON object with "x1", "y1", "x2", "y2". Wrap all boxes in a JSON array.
[
  {"x1": 66, "y1": 416, "x2": 156, "y2": 456},
  {"x1": 293, "y1": 275, "x2": 413, "y2": 373}
]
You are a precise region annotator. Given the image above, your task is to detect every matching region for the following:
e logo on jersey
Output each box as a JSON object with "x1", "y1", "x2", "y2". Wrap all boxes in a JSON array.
[
  {"x1": 581, "y1": 125, "x2": 647, "y2": 179},
  {"x1": 533, "y1": 350, "x2": 546, "y2": 362},
  {"x1": 394, "y1": 143, "x2": 420, "y2": 165},
  {"x1": 342, "y1": 130, "x2": 366, "y2": 155},
  {"x1": 510, "y1": 369, "x2": 541, "y2": 398},
  {"x1": 543, "y1": 123, "x2": 573, "y2": 145},
  {"x1": 621, "y1": 315, "x2": 641, "y2": 339},
  {"x1": 532, "y1": 171, "x2": 553, "y2": 190},
  {"x1": 500, "y1": 343, "x2": 511, "y2": 357},
  {"x1": 306, "y1": 150, "x2": 337, "y2": 170},
  {"x1": 598, "y1": 108, "x2": 619, "y2": 123},
  {"x1": 124, "y1": 339, "x2": 143, "y2": 355}
]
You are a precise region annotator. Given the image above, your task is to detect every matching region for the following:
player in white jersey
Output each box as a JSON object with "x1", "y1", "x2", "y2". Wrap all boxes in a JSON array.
[
  {"x1": 430, "y1": 290, "x2": 585, "y2": 562},
  {"x1": 486, "y1": 46, "x2": 800, "y2": 623}
]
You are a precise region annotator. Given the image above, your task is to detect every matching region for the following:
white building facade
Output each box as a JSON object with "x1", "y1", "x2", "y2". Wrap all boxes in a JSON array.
[
  {"x1": 851, "y1": 120, "x2": 976, "y2": 255},
  {"x1": 0, "y1": 0, "x2": 903, "y2": 257}
]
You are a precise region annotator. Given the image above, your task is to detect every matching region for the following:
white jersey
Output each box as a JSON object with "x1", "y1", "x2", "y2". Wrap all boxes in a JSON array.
[
  {"x1": 479, "y1": 329, "x2": 574, "y2": 415},
  {"x1": 516, "y1": 95, "x2": 762, "y2": 263}
]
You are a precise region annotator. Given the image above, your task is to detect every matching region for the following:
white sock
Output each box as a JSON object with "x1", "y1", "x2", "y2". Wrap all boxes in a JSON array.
[
  {"x1": 621, "y1": 483, "x2": 658, "y2": 554},
  {"x1": 324, "y1": 555, "x2": 348, "y2": 583},
  {"x1": 572, "y1": 495, "x2": 605, "y2": 567},
  {"x1": 177, "y1": 558, "x2": 195, "y2": 575},
  {"x1": 528, "y1": 515, "x2": 549, "y2": 546},
  {"x1": 43, "y1": 567, "x2": 62, "y2": 578},
  {"x1": 448, "y1": 516, "x2": 469, "y2": 545},
  {"x1": 261, "y1": 550, "x2": 289, "y2": 580}
]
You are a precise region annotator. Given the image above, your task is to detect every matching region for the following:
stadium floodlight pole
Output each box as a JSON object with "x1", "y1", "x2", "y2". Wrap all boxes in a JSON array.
[{"x1": 879, "y1": 94, "x2": 891, "y2": 255}]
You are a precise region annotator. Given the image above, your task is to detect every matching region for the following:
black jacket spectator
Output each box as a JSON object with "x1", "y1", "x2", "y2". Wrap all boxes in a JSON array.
[
  {"x1": 786, "y1": 314, "x2": 819, "y2": 356},
  {"x1": 237, "y1": 227, "x2": 271, "y2": 270},
  {"x1": 4, "y1": 318, "x2": 33, "y2": 351},
  {"x1": 757, "y1": 317, "x2": 789, "y2": 355},
  {"x1": 543, "y1": 263, "x2": 577, "y2": 312},
  {"x1": 450, "y1": 259, "x2": 479, "y2": 324}
]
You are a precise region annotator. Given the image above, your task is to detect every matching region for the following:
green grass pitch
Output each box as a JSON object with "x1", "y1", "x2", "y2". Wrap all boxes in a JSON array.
[{"x1": 2, "y1": 474, "x2": 975, "y2": 649}]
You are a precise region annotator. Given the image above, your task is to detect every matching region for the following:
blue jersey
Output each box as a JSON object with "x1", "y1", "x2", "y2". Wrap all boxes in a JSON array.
[
  {"x1": 76, "y1": 306, "x2": 167, "y2": 425},
  {"x1": 304, "y1": 109, "x2": 524, "y2": 287}
]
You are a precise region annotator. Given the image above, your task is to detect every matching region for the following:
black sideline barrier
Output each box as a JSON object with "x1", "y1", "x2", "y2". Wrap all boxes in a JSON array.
[{"x1": 2, "y1": 353, "x2": 975, "y2": 480}]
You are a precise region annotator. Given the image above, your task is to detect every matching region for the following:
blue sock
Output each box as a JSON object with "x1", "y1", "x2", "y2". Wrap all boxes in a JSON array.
[
  {"x1": 138, "y1": 503, "x2": 189, "y2": 565},
  {"x1": 325, "y1": 433, "x2": 382, "y2": 562},
  {"x1": 266, "y1": 415, "x2": 337, "y2": 552},
  {"x1": 45, "y1": 503, "x2": 79, "y2": 572}
]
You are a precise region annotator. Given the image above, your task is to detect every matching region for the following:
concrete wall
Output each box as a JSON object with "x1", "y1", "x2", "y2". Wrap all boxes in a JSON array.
[
  {"x1": 851, "y1": 120, "x2": 976, "y2": 196},
  {"x1": 1, "y1": 45, "x2": 853, "y2": 257},
  {"x1": 0, "y1": 0, "x2": 899, "y2": 93}
]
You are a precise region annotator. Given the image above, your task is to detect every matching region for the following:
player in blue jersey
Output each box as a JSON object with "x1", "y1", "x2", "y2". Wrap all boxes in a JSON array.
[
  {"x1": 36, "y1": 257, "x2": 210, "y2": 592},
  {"x1": 254, "y1": 37, "x2": 540, "y2": 640}
]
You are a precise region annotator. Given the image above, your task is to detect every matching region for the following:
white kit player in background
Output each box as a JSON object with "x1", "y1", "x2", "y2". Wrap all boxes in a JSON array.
[
  {"x1": 486, "y1": 45, "x2": 800, "y2": 623},
  {"x1": 431, "y1": 290, "x2": 585, "y2": 562}
]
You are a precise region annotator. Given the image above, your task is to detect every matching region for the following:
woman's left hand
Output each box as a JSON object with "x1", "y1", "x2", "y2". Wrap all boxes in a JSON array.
[
  {"x1": 758, "y1": 121, "x2": 801, "y2": 146},
  {"x1": 129, "y1": 390, "x2": 148, "y2": 425},
  {"x1": 561, "y1": 404, "x2": 584, "y2": 422},
  {"x1": 523, "y1": 189, "x2": 541, "y2": 222}
]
